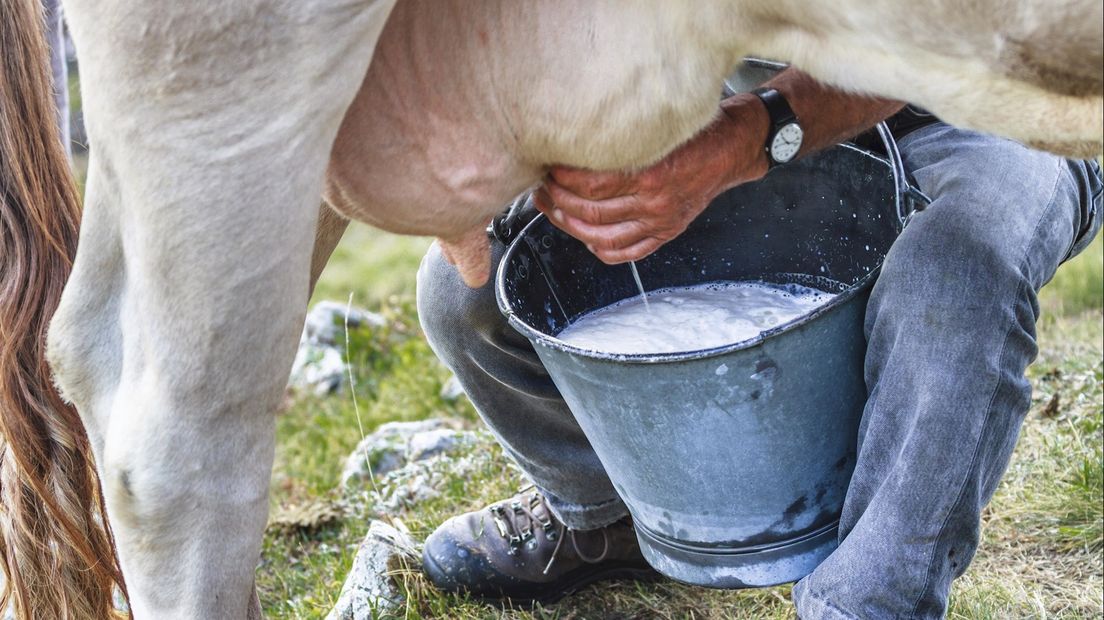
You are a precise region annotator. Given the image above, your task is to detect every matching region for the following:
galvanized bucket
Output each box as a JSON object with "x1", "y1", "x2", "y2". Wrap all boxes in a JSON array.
[{"x1": 495, "y1": 126, "x2": 923, "y2": 588}]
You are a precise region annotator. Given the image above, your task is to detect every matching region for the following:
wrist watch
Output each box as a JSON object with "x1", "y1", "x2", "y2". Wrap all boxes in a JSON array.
[{"x1": 751, "y1": 87, "x2": 803, "y2": 168}]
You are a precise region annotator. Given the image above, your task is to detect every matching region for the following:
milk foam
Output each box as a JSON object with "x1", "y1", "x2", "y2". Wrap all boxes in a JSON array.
[{"x1": 557, "y1": 281, "x2": 835, "y2": 355}]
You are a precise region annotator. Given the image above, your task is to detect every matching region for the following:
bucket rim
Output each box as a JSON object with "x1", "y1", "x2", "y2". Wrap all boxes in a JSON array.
[
  {"x1": 495, "y1": 142, "x2": 897, "y2": 365},
  {"x1": 496, "y1": 214, "x2": 883, "y2": 365}
]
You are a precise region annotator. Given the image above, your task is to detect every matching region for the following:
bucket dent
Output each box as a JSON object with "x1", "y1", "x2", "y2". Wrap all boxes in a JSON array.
[{"x1": 497, "y1": 140, "x2": 905, "y2": 588}]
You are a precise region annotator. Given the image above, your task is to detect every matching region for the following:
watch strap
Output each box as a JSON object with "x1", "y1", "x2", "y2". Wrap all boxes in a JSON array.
[
  {"x1": 751, "y1": 87, "x2": 800, "y2": 168},
  {"x1": 751, "y1": 87, "x2": 798, "y2": 127}
]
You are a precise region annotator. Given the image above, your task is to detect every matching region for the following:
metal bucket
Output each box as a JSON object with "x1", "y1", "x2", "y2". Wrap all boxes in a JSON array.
[{"x1": 495, "y1": 128, "x2": 921, "y2": 588}]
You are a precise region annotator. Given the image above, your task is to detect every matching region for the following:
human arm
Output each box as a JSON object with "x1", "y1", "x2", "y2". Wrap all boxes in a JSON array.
[{"x1": 534, "y1": 68, "x2": 905, "y2": 264}]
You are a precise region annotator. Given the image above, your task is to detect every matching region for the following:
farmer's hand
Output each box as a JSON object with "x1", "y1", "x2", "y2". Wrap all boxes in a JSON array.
[{"x1": 534, "y1": 94, "x2": 770, "y2": 264}]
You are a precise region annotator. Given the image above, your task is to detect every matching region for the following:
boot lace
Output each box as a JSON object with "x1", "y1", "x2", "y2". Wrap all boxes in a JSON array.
[{"x1": 487, "y1": 487, "x2": 610, "y2": 575}]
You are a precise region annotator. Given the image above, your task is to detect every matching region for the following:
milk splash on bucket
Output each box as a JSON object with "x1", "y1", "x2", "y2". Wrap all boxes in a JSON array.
[{"x1": 557, "y1": 281, "x2": 834, "y2": 355}]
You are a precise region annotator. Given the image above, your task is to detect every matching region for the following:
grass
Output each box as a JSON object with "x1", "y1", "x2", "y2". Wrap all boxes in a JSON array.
[
  {"x1": 309, "y1": 224, "x2": 433, "y2": 307},
  {"x1": 261, "y1": 296, "x2": 477, "y2": 618},
  {"x1": 952, "y1": 311, "x2": 1103, "y2": 619},
  {"x1": 1040, "y1": 234, "x2": 1104, "y2": 317},
  {"x1": 258, "y1": 222, "x2": 1103, "y2": 618}
]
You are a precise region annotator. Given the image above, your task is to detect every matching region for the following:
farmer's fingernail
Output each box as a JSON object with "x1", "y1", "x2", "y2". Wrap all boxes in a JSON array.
[{"x1": 551, "y1": 209, "x2": 564, "y2": 222}]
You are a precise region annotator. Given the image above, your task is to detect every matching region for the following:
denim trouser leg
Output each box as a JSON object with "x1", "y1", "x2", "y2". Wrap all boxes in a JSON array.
[
  {"x1": 793, "y1": 124, "x2": 1103, "y2": 619},
  {"x1": 417, "y1": 243, "x2": 630, "y2": 529}
]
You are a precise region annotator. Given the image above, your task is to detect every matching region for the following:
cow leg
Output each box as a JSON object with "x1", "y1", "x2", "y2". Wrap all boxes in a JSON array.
[{"x1": 49, "y1": 1, "x2": 395, "y2": 617}]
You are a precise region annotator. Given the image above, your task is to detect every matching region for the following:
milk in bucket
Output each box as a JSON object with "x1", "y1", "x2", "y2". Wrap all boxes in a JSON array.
[{"x1": 558, "y1": 281, "x2": 835, "y2": 355}]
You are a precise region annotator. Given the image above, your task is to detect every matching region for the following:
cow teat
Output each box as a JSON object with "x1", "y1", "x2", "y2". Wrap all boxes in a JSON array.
[{"x1": 438, "y1": 225, "x2": 492, "y2": 288}]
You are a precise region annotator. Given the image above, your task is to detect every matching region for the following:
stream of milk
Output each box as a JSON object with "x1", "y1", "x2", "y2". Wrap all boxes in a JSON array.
[{"x1": 557, "y1": 281, "x2": 835, "y2": 355}]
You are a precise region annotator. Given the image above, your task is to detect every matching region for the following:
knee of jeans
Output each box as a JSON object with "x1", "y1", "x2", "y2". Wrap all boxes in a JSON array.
[
  {"x1": 416, "y1": 245, "x2": 464, "y2": 356},
  {"x1": 868, "y1": 210, "x2": 1029, "y2": 331},
  {"x1": 416, "y1": 243, "x2": 497, "y2": 363}
]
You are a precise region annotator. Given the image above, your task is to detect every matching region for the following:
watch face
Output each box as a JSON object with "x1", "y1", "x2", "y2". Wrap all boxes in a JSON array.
[{"x1": 770, "y1": 123, "x2": 803, "y2": 163}]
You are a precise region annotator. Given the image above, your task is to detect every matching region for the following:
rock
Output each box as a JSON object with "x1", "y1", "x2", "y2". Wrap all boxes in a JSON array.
[
  {"x1": 341, "y1": 420, "x2": 448, "y2": 486},
  {"x1": 341, "y1": 422, "x2": 478, "y2": 489},
  {"x1": 385, "y1": 468, "x2": 441, "y2": 508},
  {"x1": 290, "y1": 345, "x2": 347, "y2": 396},
  {"x1": 377, "y1": 452, "x2": 485, "y2": 511},
  {"x1": 407, "y1": 429, "x2": 476, "y2": 462},
  {"x1": 288, "y1": 301, "x2": 384, "y2": 396},
  {"x1": 114, "y1": 589, "x2": 129, "y2": 615},
  {"x1": 340, "y1": 421, "x2": 493, "y2": 511},
  {"x1": 439, "y1": 375, "x2": 466, "y2": 402},
  {"x1": 304, "y1": 301, "x2": 385, "y2": 347},
  {"x1": 325, "y1": 520, "x2": 419, "y2": 620}
]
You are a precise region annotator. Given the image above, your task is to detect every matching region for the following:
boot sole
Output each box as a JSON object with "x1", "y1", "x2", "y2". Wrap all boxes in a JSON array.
[{"x1": 422, "y1": 548, "x2": 664, "y2": 607}]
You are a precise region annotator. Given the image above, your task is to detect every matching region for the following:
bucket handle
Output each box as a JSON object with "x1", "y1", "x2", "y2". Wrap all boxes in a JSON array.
[
  {"x1": 876, "y1": 122, "x2": 932, "y2": 228},
  {"x1": 488, "y1": 192, "x2": 540, "y2": 245},
  {"x1": 737, "y1": 58, "x2": 930, "y2": 228}
]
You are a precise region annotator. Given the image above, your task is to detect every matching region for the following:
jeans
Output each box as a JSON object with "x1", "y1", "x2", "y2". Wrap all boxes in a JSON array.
[{"x1": 415, "y1": 123, "x2": 1103, "y2": 619}]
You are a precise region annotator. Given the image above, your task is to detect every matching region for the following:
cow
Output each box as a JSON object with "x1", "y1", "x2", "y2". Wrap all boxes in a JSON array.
[{"x1": 0, "y1": 0, "x2": 1100, "y2": 617}]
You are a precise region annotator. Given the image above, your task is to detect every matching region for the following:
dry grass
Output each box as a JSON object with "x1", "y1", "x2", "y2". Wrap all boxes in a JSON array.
[{"x1": 948, "y1": 314, "x2": 1103, "y2": 620}]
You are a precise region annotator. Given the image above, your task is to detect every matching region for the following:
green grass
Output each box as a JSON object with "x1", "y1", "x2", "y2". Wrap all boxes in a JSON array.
[
  {"x1": 1039, "y1": 235, "x2": 1103, "y2": 317},
  {"x1": 258, "y1": 223, "x2": 1103, "y2": 619},
  {"x1": 309, "y1": 224, "x2": 433, "y2": 307}
]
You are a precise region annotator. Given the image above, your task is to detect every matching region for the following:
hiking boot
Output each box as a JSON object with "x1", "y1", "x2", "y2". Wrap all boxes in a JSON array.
[{"x1": 421, "y1": 487, "x2": 660, "y2": 604}]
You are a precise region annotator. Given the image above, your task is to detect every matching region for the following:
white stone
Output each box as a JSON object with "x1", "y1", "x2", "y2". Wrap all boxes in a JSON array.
[
  {"x1": 439, "y1": 375, "x2": 465, "y2": 401},
  {"x1": 290, "y1": 344, "x2": 347, "y2": 396},
  {"x1": 304, "y1": 301, "x2": 384, "y2": 347},
  {"x1": 288, "y1": 301, "x2": 385, "y2": 395},
  {"x1": 325, "y1": 520, "x2": 418, "y2": 620},
  {"x1": 378, "y1": 453, "x2": 484, "y2": 511},
  {"x1": 407, "y1": 429, "x2": 476, "y2": 462},
  {"x1": 340, "y1": 420, "x2": 448, "y2": 487}
]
